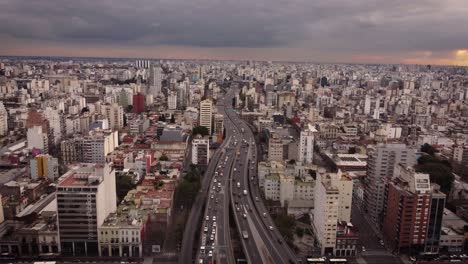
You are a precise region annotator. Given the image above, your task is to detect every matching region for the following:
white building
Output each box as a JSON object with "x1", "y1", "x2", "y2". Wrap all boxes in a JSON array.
[
  {"x1": 44, "y1": 107, "x2": 62, "y2": 144},
  {"x1": 27, "y1": 125, "x2": 48, "y2": 153},
  {"x1": 199, "y1": 99, "x2": 213, "y2": 135},
  {"x1": 148, "y1": 64, "x2": 162, "y2": 97},
  {"x1": 101, "y1": 103, "x2": 124, "y2": 130},
  {"x1": 168, "y1": 91, "x2": 177, "y2": 110},
  {"x1": 56, "y1": 162, "x2": 117, "y2": 256},
  {"x1": 0, "y1": 102, "x2": 8, "y2": 136},
  {"x1": 192, "y1": 136, "x2": 210, "y2": 165},
  {"x1": 299, "y1": 124, "x2": 316, "y2": 164}
]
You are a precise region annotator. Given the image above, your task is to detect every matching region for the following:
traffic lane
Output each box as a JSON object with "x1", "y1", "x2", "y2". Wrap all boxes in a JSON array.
[{"x1": 351, "y1": 203, "x2": 384, "y2": 251}]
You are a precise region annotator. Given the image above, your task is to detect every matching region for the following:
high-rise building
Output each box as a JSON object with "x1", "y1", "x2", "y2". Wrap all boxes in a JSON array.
[
  {"x1": 135, "y1": 60, "x2": 150, "y2": 69},
  {"x1": 177, "y1": 82, "x2": 188, "y2": 110},
  {"x1": 0, "y1": 102, "x2": 7, "y2": 136},
  {"x1": 148, "y1": 63, "x2": 162, "y2": 97},
  {"x1": 168, "y1": 91, "x2": 177, "y2": 110},
  {"x1": 299, "y1": 124, "x2": 316, "y2": 164},
  {"x1": 192, "y1": 136, "x2": 210, "y2": 165},
  {"x1": 60, "y1": 130, "x2": 119, "y2": 164},
  {"x1": 44, "y1": 107, "x2": 62, "y2": 144},
  {"x1": 30, "y1": 154, "x2": 59, "y2": 180},
  {"x1": 57, "y1": 163, "x2": 117, "y2": 256},
  {"x1": 453, "y1": 145, "x2": 468, "y2": 167},
  {"x1": 27, "y1": 125, "x2": 49, "y2": 153},
  {"x1": 383, "y1": 165, "x2": 441, "y2": 254},
  {"x1": 101, "y1": 103, "x2": 124, "y2": 130},
  {"x1": 364, "y1": 144, "x2": 416, "y2": 227},
  {"x1": 312, "y1": 170, "x2": 354, "y2": 255},
  {"x1": 268, "y1": 132, "x2": 283, "y2": 162},
  {"x1": 213, "y1": 114, "x2": 224, "y2": 139},
  {"x1": 199, "y1": 99, "x2": 213, "y2": 135},
  {"x1": 133, "y1": 93, "x2": 145, "y2": 114}
]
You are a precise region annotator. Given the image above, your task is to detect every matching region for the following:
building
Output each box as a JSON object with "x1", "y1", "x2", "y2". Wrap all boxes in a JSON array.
[
  {"x1": 167, "y1": 91, "x2": 177, "y2": 110},
  {"x1": 27, "y1": 125, "x2": 49, "y2": 153},
  {"x1": 133, "y1": 93, "x2": 145, "y2": 114},
  {"x1": 213, "y1": 114, "x2": 224, "y2": 138},
  {"x1": 199, "y1": 99, "x2": 213, "y2": 135},
  {"x1": 268, "y1": 132, "x2": 283, "y2": 162},
  {"x1": 60, "y1": 130, "x2": 119, "y2": 164},
  {"x1": 56, "y1": 163, "x2": 117, "y2": 256},
  {"x1": 148, "y1": 64, "x2": 162, "y2": 97},
  {"x1": 0, "y1": 102, "x2": 8, "y2": 136},
  {"x1": 382, "y1": 165, "x2": 433, "y2": 254},
  {"x1": 312, "y1": 170, "x2": 354, "y2": 255},
  {"x1": 101, "y1": 103, "x2": 124, "y2": 130},
  {"x1": 192, "y1": 136, "x2": 210, "y2": 165},
  {"x1": 299, "y1": 124, "x2": 316, "y2": 164},
  {"x1": 30, "y1": 154, "x2": 59, "y2": 180},
  {"x1": 453, "y1": 145, "x2": 468, "y2": 166},
  {"x1": 364, "y1": 144, "x2": 416, "y2": 227},
  {"x1": 98, "y1": 212, "x2": 144, "y2": 257}
]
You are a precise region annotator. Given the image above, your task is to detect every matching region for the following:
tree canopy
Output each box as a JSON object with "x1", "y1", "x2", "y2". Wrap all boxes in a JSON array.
[
  {"x1": 192, "y1": 126, "x2": 209, "y2": 137},
  {"x1": 416, "y1": 155, "x2": 454, "y2": 193}
]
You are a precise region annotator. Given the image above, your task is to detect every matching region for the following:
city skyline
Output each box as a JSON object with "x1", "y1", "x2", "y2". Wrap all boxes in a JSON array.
[{"x1": 1, "y1": 0, "x2": 468, "y2": 66}]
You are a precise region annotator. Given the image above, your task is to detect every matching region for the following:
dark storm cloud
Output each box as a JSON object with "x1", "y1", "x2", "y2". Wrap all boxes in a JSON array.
[{"x1": 0, "y1": 0, "x2": 467, "y2": 52}]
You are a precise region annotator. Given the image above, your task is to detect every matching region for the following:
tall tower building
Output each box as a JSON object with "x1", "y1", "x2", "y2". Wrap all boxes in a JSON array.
[
  {"x1": 148, "y1": 63, "x2": 162, "y2": 98},
  {"x1": 167, "y1": 91, "x2": 177, "y2": 110},
  {"x1": 364, "y1": 144, "x2": 416, "y2": 228},
  {"x1": 299, "y1": 124, "x2": 316, "y2": 164},
  {"x1": 57, "y1": 163, "x2": 117, "y2": 256},
  {"x1": 199, "y1": 99, "x2": 213, "y2": 135},
  {"x1": 192, "y1": 136, "x2": 210, "y2": 165},
  {"x1": 133, "y1": 93, "x2": 146, "y2": 114},
  {"x1": 101, "y1": 103, "x2": 124, "y2": 130},
  {"x1": 0, "y1": 102, "x2": 7, "y2": 136}
]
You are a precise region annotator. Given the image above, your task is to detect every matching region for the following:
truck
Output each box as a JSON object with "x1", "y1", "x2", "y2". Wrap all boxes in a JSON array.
[{"x1": 242, "y1": 230, "x2": 249, "y2": 239}]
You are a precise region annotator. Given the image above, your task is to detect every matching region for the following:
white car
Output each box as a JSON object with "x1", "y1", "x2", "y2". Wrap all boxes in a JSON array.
[
  {"x1": 269, "y1": 226, "x2": 274, "y2": 230},
  {"x1": 213, "y1": 222, "x2": 217, "y2": 227},
  {"x1": 213, "y1": 216, "x2": 217, "y2": 221},
  {"x1": 204, "y1": 226, "x2": 208, "y2": 232},
  {"x1": 208, "y1": 250, "x2": 213, "y2": 257},
  {"x1": 210, "y1": 195, "x2": 214, "y2": 199},
  {"x1": 243, "y1": 213, "x2": 247, "y2": 219},
  {"x1": 263, "y1": 213, "x2": 267, "y2": 217},
  {"x1": 205, "y1": 215, "x2": 209, "y2": 221}
]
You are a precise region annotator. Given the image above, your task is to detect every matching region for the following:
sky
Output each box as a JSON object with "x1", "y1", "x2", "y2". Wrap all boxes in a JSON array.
[{"x1": 0, "y1": 0, "x2": 467, "y2": 65}]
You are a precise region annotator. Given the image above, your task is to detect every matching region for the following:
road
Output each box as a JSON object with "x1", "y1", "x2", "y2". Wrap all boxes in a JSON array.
[
  {"x1": 179, "y1": 112, "x2": 236, "y2": 264},
  {"x1": 195, "y1": 95, "x2": 238, "y2": 264},
  {"x1": 224, "y1": 88, "x2": 299, "y2": 264},
  {"x1": 351, "y1": 200, "x2": 403, "y2": 264}
]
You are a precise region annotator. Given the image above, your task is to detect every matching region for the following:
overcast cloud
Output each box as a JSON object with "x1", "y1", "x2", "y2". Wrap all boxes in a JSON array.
[{"x1": 0, "y1": 0, "x2": 467, "y2": 64}]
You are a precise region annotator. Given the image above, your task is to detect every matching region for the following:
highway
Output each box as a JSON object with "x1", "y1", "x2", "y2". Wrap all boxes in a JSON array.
[{"x1": 224, "y1": 88, "x2": 299, "y2": 264}]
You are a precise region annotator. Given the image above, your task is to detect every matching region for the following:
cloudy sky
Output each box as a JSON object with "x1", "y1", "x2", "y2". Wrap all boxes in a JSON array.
[{"x1": 1, "y1": 0, "x2": 467, "y2": 65}]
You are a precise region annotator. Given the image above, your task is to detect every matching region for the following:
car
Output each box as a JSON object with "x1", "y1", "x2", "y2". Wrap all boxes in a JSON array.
[
  {"x1": 205, "y1": 216, "x2": 209, "y2": 221},
  {"x1": 210, "y1": 235, "x2": 214, "y2": 241},
  {"x1": 277, "y1": 239, "x2": 283, "y2": 244},
  {"x1": 213, "y1": 221, "x2": 217, "y2": 227},
  {"x1": 215, "y1": 199, "x2": 219, "y2": 203},
  {"x1": 236, "y1": 207, "x2": 240, "y2": 211},
  {"x1": 255, "y1": 197, "x2": 259, "y2": 201},
  {"x1": 269, "y1": 226, "x2": 274, "y2": 230},
  {"x1": 204, "y1": 226, "x2": 208, "y2": 232},
  {"x1": 362, "y1": 246, "x2": 366, "y2": 252},
  {"x1": 208, "y1": 251, "x2": 213, "y2": 257},
  {"x1": 214, "y1": 179, "x2": 217, "y2": 183},
  {"x1": 213, "y1": 216, "x2": 217, "y2": 221},
  {"x1": 409, "y1": 257, "x2": 416, "y2": 262},
  {"x1": 263, "y1": 213, "x2": 267, "y2": 217},
  {"x1": 243, "y1": 213, "x2": 247, "y2": 219},
  {"x1": 210, "y1": 195, "x2": 214, "y2": 199}
]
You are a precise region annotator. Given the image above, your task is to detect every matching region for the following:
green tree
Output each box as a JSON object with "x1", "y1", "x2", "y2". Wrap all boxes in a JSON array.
[
  {"x1": 274, "y1": 213, "x2": 296, "y2": 242},
  {"x1": 416, "y1": 162, "x2": 454, "y2": 193},
  {"x1": 421, "y1": 143, "x2": 437, "y2": 156},
  {"x1": 159, "y1": 154, "x2": 169, "y2": 161},
  {"x1": 192, "y1": 126, "x2": 209, "y2": 137},
  {"x1": 296, "y1": 227, "x2": 304, "y2": 238},
  {"x1": 153, "y1": 179, "x2": 164, "y2": 190},
  {"x1": 116, "y1": 175, "x2": 135, "y2": 203}
]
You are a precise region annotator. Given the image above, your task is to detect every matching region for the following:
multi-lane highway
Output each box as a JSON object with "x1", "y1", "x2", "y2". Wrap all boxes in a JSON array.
[
  {"x1": 224, "y1": 88, "x2": 299, "y2": 264},
  {"x1": 184, "y1": 87, "x2": 299, "y2": 264}
]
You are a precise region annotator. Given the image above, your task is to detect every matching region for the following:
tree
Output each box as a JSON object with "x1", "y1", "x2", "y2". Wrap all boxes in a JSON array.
[
  {"x1": 274, "y1": 213, "x2": 296, "y2": 242},
  {"x1": 159, "y1": 154, "x2": 169, "y2": 161},
  {"x1": 192, "y1": 126, "x2": 209, "y2": 137},
  {"x1": 348, "y1": 147, "x2": 357, "y2": 154},
  {"x1": 170, "y1": 115, "x2": 176, "y2": 124},
  {"x1": 159, "y1": 115, "x2": 167, "y2": 122},
  {"x1": 421, "y1": 143, "x2": 437, "y2": 156},
  {"x1": 116, "y1": 175, "x2": 135, "y2": 203},
  {"x1": 153, "y1": 179, "x2": 164, "y2": 190},
  {"x1": 416, "y1": 162, "x2": 454, "y2": 193}
]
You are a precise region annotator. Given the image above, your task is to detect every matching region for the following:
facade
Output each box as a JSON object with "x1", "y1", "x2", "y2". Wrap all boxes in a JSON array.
[
  {"x1": 148, "y1": 64, "x2": 162, "y2": 97},
  {"x1": 30, "y1": 154, "x2": 59, "y2": 180},
  {"x1": 27, "y1": 125, "x2": 48, "y2": 153},
  {"x1": 199, "y1": 99, "x2": 213, "y2": 135},
  {"x1": 101, "y1": 103, "x2": 124, "y2": 130},
  {"x1": 133, "y1": 93, "x2": 145, "y2": 114},
  {"x1": 453, "y1": 145, "x2": 468, "y2": 166},
  {"x1": 299, "y1": 124, "x2": 315, "y2": 164},
  {"x1": 268, "y1": 132, "x2": 283, "y2": 162},
  {"x1": 364, "y1": 144, "x2": 416, "y2": 227},
  {"x1": 382, "y1": 165, "x2": 433, "y2": 253},
  {"x1": 167, "y1": 92, "x2": 177, "y2": 110},
  {"x1": 0, "y1": 102, "x2": 8, "y2": 136},
  {"x1": 56, "y1": 163, "x2": 117, "y2": 256},
  {"x1": 192, "y1": 136, "x2": 210, "y2": 165},
  {"x1": 60, "y1": 130, "x2": 119, "y2": 164}
]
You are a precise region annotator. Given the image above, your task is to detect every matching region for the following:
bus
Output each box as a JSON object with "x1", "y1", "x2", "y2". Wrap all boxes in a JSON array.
[
  {"x1": 329, "y1": 258, "x2": 347, "y2": 263},
  {"x1": 306, "y1": 257, "x2": 326, "y2": 263}
]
